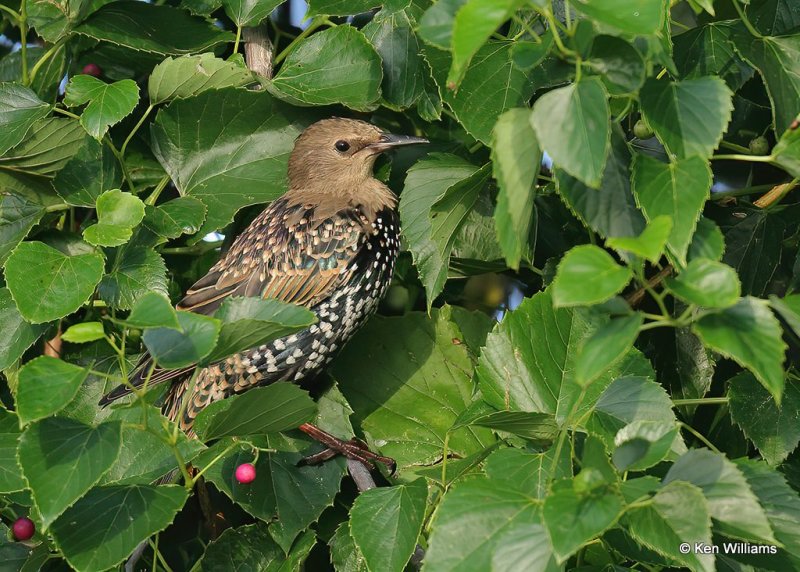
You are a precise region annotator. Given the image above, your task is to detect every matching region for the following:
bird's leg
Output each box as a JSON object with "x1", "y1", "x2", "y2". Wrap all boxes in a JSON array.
[{"x1": 297, "y1": 422, "x2": 396, "y2": 475}]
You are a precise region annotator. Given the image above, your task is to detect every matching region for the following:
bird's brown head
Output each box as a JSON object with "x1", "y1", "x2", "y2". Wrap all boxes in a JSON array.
[{"x1": 287, "y1": 118, "x2": 428, "y2": 194}]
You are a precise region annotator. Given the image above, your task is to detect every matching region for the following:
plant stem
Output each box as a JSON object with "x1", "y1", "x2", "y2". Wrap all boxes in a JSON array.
[
  {"x1": 104, "y1": 136, "x2": 138, "y2": 194},
  {"x1": 52, "y1": 106, "x2": 81, "y2": 120},
  {"x1": 161, "y1": 240, "x2": 223, "y2": 255},
  {"x1": 233, "y1": 24, "x2": 242, "y2": 54},
  {"x1": 710, "y1": 183, "x2": 778, "y2": 200},
  {"x1": 191, "y1": 442, "x2": 240, "y2": 485},
  {"x1": 274, "y1": 17, "x2": 326, "y2": 65},
  {"x1": 146, "y1": 174, "x2": 171, "y2": 206},
  {"x1": 28, "y1": 37, "x2": 68, "y2": 86},
  {"x1": 0, "y1": 4, "x2": 20, "y2": 20},
  {"x1": 542, "y1": 7, "x2": 577, "y2": 59},
  {"x1": 19, "y1": 1, "x2": 28, "y2": 85},
  {"x1": 680, "y1": 422, "x2": 721, "y2": 454},
  {"x1": 732, "y1": 0, "x2": 763, "y2": 38},
  {"x1": 719, "y1": 140, "x2": 752, "y2": 154},
  {"x1": 148, "y1": 538, "x2": 174, "y2": 572},
  {"x1": 711, "y1": 153, "x2": 774, "y2": 163},
  {"x1": 45, "y1": 203, "x2": 70, "y2": 213},
  {"x1": 753, "y1": 177, "x2": 799, "y2": 209},
  {"x1": 120, "y1": 104, "x2": 154, "y2": 160},
  {"x1": 672, "y1": 397, "x2": 728, "y2": 406},
  {"x1": 511, "y1": 14, "x2": 541, "y2": 43}
]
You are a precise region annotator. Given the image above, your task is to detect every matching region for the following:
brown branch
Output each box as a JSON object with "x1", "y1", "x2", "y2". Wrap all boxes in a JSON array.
[
  {"x1": 243, "y1": 24, "x2": 274, "y2": 81},
  {"x1": 626, "y1": 265, "x2": 673, "y2": 308}
]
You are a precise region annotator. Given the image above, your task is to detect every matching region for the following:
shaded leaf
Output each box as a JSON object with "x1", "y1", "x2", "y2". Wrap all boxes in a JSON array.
[
  {"x1": 142, "y1": 310, "x2": 220, "y2": 369},
  {"x1": 0, "y1": 118, "x2": 86, "y2": 177},
  {"x1": 4, "y1": 240, "x2": 105, "y2": 323},
  {"x1": 53, "y1": 136, "x2": 122, "y2": 207},
  {"x1": 98, "y1": 246, "x2": 168, "y2": 309},
  {"x1": 0, "y1": 83, "x2": 50, "y2": 156}
]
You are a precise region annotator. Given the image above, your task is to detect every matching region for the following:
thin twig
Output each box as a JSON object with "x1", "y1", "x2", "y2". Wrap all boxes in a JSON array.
[{"x1": 626, "y1": 265, "x2": 673, "y2": 308}]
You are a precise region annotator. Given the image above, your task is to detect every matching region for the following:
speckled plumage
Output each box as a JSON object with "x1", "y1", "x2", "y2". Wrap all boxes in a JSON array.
[
  {"x1": 163, "y1": 199, "x2": 399, "y2": 431},
  {"x1": 100, "y1": 118, "x2": 423, "y2": 437}
]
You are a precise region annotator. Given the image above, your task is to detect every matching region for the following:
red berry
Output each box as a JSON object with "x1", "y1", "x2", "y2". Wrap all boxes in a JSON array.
[
  {"x1": 82, "y1": 63, "x2": 102, "y2": 77},
  {"x1": 12, "y1": 517, "x2": 34, "y2": 541},
  {"x1": 235, "y1": 463, "x2": 256, "y2": 484}
]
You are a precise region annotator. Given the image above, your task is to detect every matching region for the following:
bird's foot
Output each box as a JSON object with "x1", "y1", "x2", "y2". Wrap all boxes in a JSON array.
[{"x1": 297, "y1": 422, "x2": 396, "y2": 476}]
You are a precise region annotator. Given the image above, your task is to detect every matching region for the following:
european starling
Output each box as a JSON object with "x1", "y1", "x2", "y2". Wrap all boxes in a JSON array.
[{"x1": 101, "y1": 118, "x2": 427, "y2": 467}]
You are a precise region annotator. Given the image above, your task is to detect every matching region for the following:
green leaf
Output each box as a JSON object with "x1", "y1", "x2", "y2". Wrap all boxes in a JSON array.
[
  {"x1": 25, "y1": 0, "x2": 94, "y2": 42},
  {"x1": 575, "y1": 313, "x2": 643, "y2": 386},
  {"x1": 773, "y1": 120, "x2": 800, "y2": 179},
  {"x1": 18, "y1": 418, "x2": 121, "y2": 528},
  {"x1": 204, "y1": 297, "x2": 316, "y2": 363},
  {"x1": 425, "y1": 475, "x2": 540, "y2": 572},
  {"x1": 418, "y1": 0, "x2": 466, "y2": 49},
  {"x1": 552, "y1": 245, "x2": 632, "y2": 307},
  {"x1": 0, "y1": 83, "x2": 50, "y2": 156},
  {"x1": 16, "y1": 356, "x2": 89, "y2": 425},
  {"x1": 193, "y1": 383, "x2": 316, "y2": 441},
  {"x1": 722, "y1": 208, "x2": 783, "y2": 298},
  {"x1": 427, "y1": 42, "x2": 536, "y2": 144},
  {"x1": 63, "y1": 75, "x2": 139, "y2": 140},
  {"x1": 400, "y1": 155, "x2": 487, "y2": 307},
  {"x1": 666, "y1": 258, "x2": 740, "y2": 309},
  {"x1": 477, "y1": 290, "x2": 654, "y2": 424},
  {"x1": 361, "y1": 6, "x2": 425, "y2": 112},
  {"x1": 625, "y1": 481, "x2": 714, "y2": 572},
  {"x1": 491, "y1": 523, "x2": 561, "y2": 572},
  {"x1": 53, "y1": 136, "x2": 123, "y2": 207},
  {"x1": 568, "y1": 0, "x2": 665, "y2": 35},
  {"x1": 221, "y1": 0, "x2": 282, "y2": 27},
  {"x1": 606, "y1": 216, "x2": 672, "y2": 263},
  {"x1": 632, "y1": 154, "x2": 712, "y2": 267},
  {"x1": 0, "y1": 46, "x2": 66, "y2": 102},
  {"x1": 639, "y1": 76, "x2": 733, "y2": 159},
  {"x1": 350, "y1": 479, "x2": 427, "y2": 572},
  {"x1": 4, "y1": 241, "x2": 105, "y2": 323},
  {"x1": 483, "y1": 446, "x2": 572, "y2": 499},
  {"x1": 102, "y1": 406, "x2": 204, "y2": 485},
  {"x1": 98, "y1": 246, "x2": 168, "y2": 310},
  {"x1": 0, "y1": 288, "x2": 45, "y2": 370},
  {"x1": 586, "y1": 376, "x2": 677, "y2": 449},
  {"x1": 673, "y1": 23, "x2": 753, "y2": 91},
  {"x1": 586, "y1": 35, "x2": 647, "y2": 95},
  {"x1": 148, "y1": 53, "x2": 254, "y2": 104},
  {"x1": 0, "y1": 408, "x2": 25, "y2": 493},
  {"x1": 142, "y1": 197, "x2": 207, "y2": 241},
  {"x1": 555, "y1": 128, "x2": 646, "y2": 240},
  {"x1": 50, "y1": 485, "x2": 187, "y2": 572},
  {"x1": 270, "y1": 25, "x2": 382, "y2": 111},
  {"x1": 335, "y1": 310, "x2": 494, "y2": 472},
  {"x1": 307, "y1": 0, "x2": 382, "y2": 16},
  {"x1": 542, "y1": 479, "x2": 624, "y2": 562},
  {"x1": 729, "y1": 372, "x2": 800, "y2": 466},
  {"x1": 62, "y1": 321, "x2": 105, "y2": 343},
  {"x1": 612, "y1": 420, "x2": 678, "y2": 471},
  {"x1": 0, "y1": 193, "x2": 45, "y2": 266},
  {"x1": 688, "y1": 217, "x2": 725, "y2": 262},
  {"x1": 330, "y1": 522, "x2": 368, "y2": 572},
  {"x1": 733, "y1": 33, "x2": 800, "y2": 133},
  {"x1": 0, "y1": 117, "x2": 86, "y2": 177},
  {"x1": 142, "y1": 310, "x2": 220, "y2": 369},
  {"x1": 75, "y1": 1, "x2": 234, "y2": 55},
  {"x1": 750, "y1": 0, "x2": 800, "y2": 35},
  {"x1": 736, "y1": 459, "x2": 800, "y2": 570},
  {"x1": 664, "y1": 448, "x2": 776, "y2": 543},
  {"x1": 83, "y1": 189, "x2": 146, "y2": 247},
  {"x1": 151, "y1": 89, "x2": 317, "y2": 234},
  {"x1": 491, "y1": 108, "x2": 540, "y2": 270},
  {"x1": 194, "y1": 433, "x2": 344, "y2": 551},
  {"x1": 199, "y1": 522, "x2": 315, "y2": 571},
  {"x1": 530, "y1": 77, "x2": 610, "y2": 188},
  {"x1": 124, "y1": 292, "x2": 181, "y2": 330},
  {"x1": 455, "y1": 410, "x2": 559, "y2": 442},
  {"x1": 447, "y1": 0, "x2": 525, "y2": 88},
  {"x1": 694, "y1": 297, "x2": 786, "y2": 404}
]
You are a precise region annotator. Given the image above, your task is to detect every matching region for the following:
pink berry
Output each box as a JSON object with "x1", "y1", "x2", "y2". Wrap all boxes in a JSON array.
[
  {"x1": 82, "y1": 63, "x2": 102, "y2": 77},
  {"x1": 12, "y1": 517, "x2": 34, "y2": 541},
  {"x1": 235, "y1": 463, "x2": 256, "y2": 484}
]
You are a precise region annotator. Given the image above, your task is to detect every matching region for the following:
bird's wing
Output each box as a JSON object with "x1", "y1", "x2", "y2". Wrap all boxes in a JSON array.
[
  {"x1": 99, "y1": 199, "x2": 369, "y2": 406},
  {"x1": 177, "y1": 198, "x2": 367, "y2": 314}
]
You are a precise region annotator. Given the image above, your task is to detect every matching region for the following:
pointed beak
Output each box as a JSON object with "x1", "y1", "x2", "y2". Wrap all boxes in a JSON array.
[{"x1": 367, "y1": 133, "x2": 429, "y2": 153}]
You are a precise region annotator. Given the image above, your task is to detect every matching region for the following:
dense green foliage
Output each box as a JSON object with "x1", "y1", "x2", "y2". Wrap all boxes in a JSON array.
[{"x1": 1, "y1": 0, "x2": 800, "y2": 570}]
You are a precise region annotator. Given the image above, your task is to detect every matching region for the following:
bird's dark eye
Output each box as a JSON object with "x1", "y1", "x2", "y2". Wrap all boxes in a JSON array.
[{"x1": 335, "y1": 140, "x2": 350, "y2": 152}]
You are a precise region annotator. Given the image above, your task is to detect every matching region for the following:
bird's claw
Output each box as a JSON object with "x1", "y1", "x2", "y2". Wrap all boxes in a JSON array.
[{"x1": 297, "y1": 423, "x2": 396, "y2": 476}]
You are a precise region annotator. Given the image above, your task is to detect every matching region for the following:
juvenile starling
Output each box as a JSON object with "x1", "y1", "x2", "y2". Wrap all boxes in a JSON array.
[{"x1": 101, "y1": 118, "x2": 427, "y2": 467}]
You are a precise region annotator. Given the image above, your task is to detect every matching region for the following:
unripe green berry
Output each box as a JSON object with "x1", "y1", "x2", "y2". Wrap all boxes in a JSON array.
[
  {"x1": 749, "y1": 136, "x2": 770, "y2": 156},
  {"x1": 633, "y1": 120, "x2": 654, "y2": 140}
]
